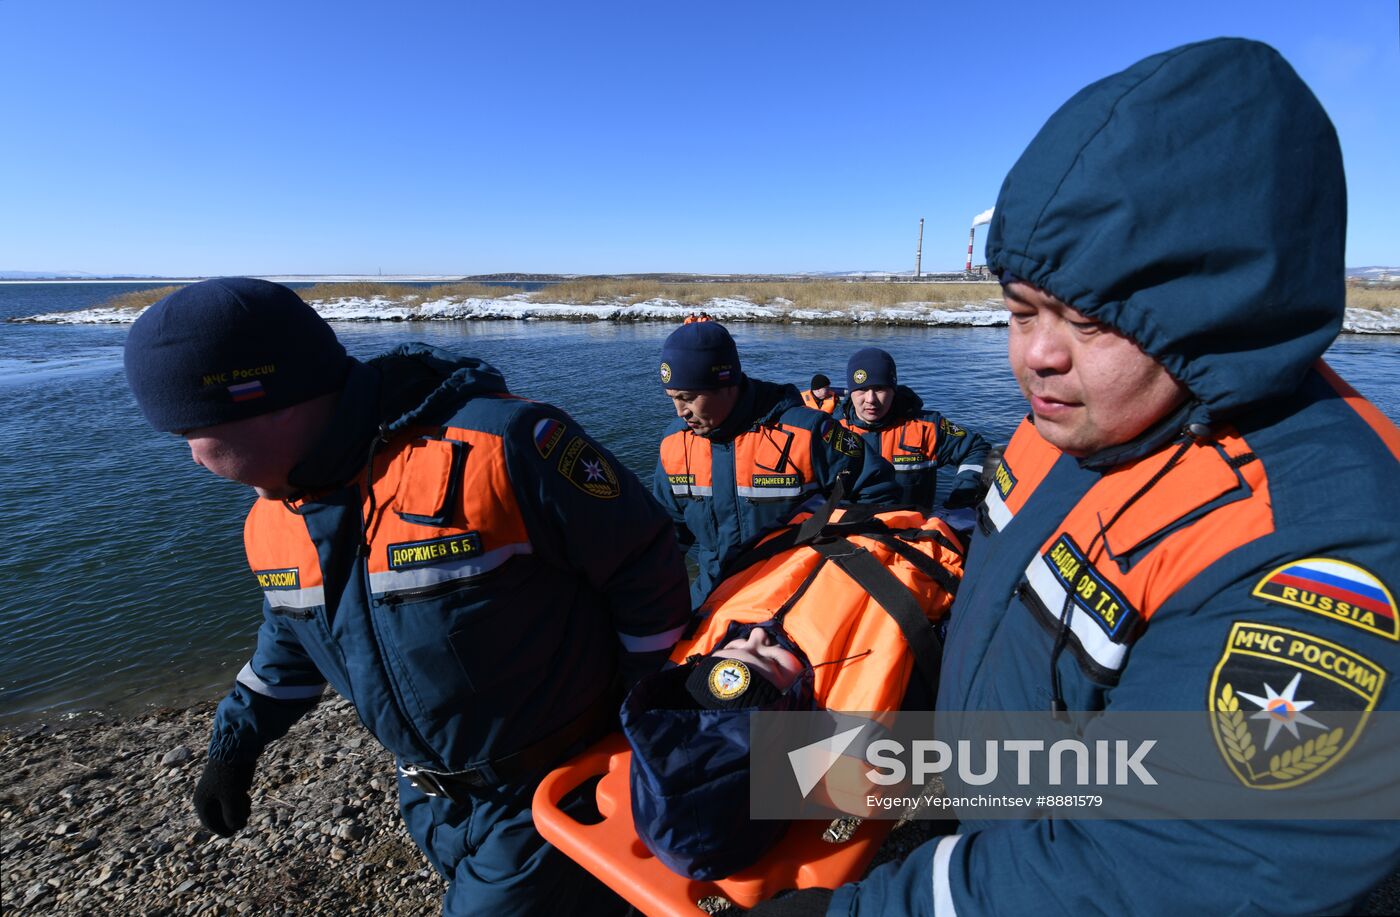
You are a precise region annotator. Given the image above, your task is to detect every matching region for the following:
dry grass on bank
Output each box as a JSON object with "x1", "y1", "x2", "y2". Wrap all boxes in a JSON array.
[
  {"x1": 90, "y1": 280, "x2": 1400, "y2": 316},
  {"x1": 538, "y1": 280, "x2": 1003, "y2": 311},
  {"x1": 1347, "y1": 286, "x2": 1400, "y2": 311},
  {"x1": 101, "y1": 284, "x2": 187, "y2": 311}
]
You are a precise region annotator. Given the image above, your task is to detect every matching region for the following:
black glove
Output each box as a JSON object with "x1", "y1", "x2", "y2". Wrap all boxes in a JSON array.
[
  {"x1": 745, "y1": 888, "x2": 834, "y2": 916},
  {"x1": 192, "y1": 758, "x2": 257, "y2": 837},
  {"x1": 944, "y1": 479, "x2": 984, "y2": 510}
]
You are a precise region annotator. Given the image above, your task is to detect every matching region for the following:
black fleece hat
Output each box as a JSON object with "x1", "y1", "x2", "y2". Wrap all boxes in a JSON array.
[
  {"x1": 124, "y1": 278, "x2": 349, "y2": 432},
  {"x1": 684, "y1": 656, "x2": 785, "y2": 710}
]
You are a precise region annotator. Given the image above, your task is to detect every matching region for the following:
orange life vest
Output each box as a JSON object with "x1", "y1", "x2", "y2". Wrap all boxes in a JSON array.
[
  {"x1": 801, "y1": 389, "x2": 840, "y2": 414},
  {"x1": 671, "y1": 505, "x2": 965, "y2": 711}
]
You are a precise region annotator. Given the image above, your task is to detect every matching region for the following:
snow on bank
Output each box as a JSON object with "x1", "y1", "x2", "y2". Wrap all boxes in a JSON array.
[{"x1": 11, "y1": 295, "x2": 1400, "y2": 334}]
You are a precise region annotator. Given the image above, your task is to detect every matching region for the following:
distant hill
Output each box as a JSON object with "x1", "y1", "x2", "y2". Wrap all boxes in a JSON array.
[
  {"x1": 1348, "y1": 266, "x2": 1400, "y2": 281},
  {"x1": 0, "y1": 270, "x2": 162, "y2": 280}
]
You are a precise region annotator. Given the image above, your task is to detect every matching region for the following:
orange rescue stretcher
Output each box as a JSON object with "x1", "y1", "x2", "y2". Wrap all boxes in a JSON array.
[{"x1": 532, "y1": 733, "x2": 891, "y2": 916}]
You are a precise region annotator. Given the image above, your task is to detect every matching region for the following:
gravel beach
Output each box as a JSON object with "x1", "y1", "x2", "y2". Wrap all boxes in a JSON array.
[
  {"x1": 0, "y1": 695, "x2": 945, "y2": 916},
  {"x1": 5, "y1": 694, "x2": 1397, "y2": 916}
]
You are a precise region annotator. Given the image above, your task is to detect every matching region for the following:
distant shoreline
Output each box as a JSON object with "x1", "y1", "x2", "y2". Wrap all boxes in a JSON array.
[{"x1": 6, "y1": 277, "x2": 1399, "y2": 334}]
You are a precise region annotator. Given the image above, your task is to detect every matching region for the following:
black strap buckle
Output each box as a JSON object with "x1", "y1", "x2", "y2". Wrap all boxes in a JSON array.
[{"x1": 398, "y1": 763, "x2": 488, "y2": 803}]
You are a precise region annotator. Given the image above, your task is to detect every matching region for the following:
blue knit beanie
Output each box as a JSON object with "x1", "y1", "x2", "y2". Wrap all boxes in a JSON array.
[
  {"x1": 658, "y1": 322, "x2": 741, "y2": 390},
  {"x1": 847, "y1": 347, "x2": 897, "y2": 391},
  {"x1": 124, "y1": 278, "x2": 350, "y2": 433}
]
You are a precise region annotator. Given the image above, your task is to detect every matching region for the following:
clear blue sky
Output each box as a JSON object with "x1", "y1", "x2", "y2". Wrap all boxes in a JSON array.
[{"x1": 1, "y1": 0, "x2": 1395, "y2": 276}]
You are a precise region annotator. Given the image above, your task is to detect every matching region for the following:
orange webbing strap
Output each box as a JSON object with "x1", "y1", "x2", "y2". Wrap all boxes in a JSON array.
[{"x1": 532, "y1": 734, "x2": 892, "y2": 915}]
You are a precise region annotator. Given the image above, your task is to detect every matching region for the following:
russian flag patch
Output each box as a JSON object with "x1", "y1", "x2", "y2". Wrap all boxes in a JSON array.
[
  {"x1": 1253, "y1": 558, "x2": 1398, "y2": 641},
  {"x1": 533, "y1": 417, "x2": 565, "y2": 459},
  {"x1": 228, "y1": 380, "x2": 266, "y2": 402}
]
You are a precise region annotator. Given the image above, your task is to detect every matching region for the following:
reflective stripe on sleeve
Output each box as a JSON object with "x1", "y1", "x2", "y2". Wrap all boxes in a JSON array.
[
  {"x1": 983, "y1": 482, "x2": 1013, "y2": 532},
  {"x1": 893, "y1": 461, "x2": 936, "y2": 471},
  {"x1": 735, "y1": 482, "x2": 822, "y2": 499},
  {"x1": 236, "y1": 662, "x2": 326, "y2": 700},
  {"x1": 956, "y1": 464, "x2": 984, "y2": 477},
  {"x1": 1024, "y1": 554, "x2": 1128, "y2": 672},
  {"x1": 264, "y1": 585, "x2": 326, "y2": 611},
  {"x1": 368, "y1": 542, "x2": 533, "y2": 595},
  {"x1": 932, "y1": 833, "x2": 962, "y2": 916},
  {"x1": 618, "y1": 622, "x2": 689, "y2": 654},
  {"x1": 672, "y1": 483, "x2": 715, "y2": 496}
]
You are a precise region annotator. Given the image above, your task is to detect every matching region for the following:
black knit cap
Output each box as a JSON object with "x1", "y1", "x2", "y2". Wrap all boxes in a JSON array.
[
  {"x1": 658, "y1": 321, "x2": 741, "y2": 391},
  {"x1": 124, "y1": 278, "x2": 350, "y2": 432},
  {"x1": 810, "y1": 373, "x2": 830, "y2": 389},
  {"x1": 847, "y1": 347, "x2": 897, "y2": 391},
  {"x1": 683, "y1": 656, "x2": 785, "y2": 710}
]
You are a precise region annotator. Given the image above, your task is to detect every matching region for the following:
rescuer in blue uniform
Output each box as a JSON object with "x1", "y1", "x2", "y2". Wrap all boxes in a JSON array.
[
  {"x1": 124, "y1": 278, "x2": 691, "y2": 916},
  {"x1": 841, "y1": 347, "x2": 991, "y2": 513},
  {"x1": 653, "y1": 320, "x2": 899, "y2": 606},
  {"x1": 751, "y1": 38, "x2": 1400, "y2": 917}
]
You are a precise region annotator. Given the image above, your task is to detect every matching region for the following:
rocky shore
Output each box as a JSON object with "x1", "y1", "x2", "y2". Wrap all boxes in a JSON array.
[
  {"x1": 0, "y1": 696, "x2": 946, "y2": 916},
  {"x1": 7, "y1": 694, "x2": 1399, "y2": 916}
]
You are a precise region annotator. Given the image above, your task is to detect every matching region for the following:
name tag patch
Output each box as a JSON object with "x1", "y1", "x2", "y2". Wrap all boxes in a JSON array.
[
  {"x1": 387, "y1": 533, "x2": 483, "y2": 570},
  {"x1": 254, "y1": 567, "x2": 300, "y2": 590},
  {"x1": 994, "y1": 459, "x2": 1017, "y2": 500},
  {"x1": 1044, "y1": 534, "x2": 1136, "y2": 639},
  {"x1": 751, "y1": 473, "x2": 800, "y2": 488}
]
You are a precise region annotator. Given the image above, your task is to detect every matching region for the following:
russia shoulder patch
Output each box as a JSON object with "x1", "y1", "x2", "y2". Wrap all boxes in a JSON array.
[
  {"x1": 556, "y1": 436, "x2": 620, "y2": 499},
  {"x1": 1209, "y1": 621, "x2": 1384, "y2": 789},
  {"x1": 1252, "y1": 558, "x2": 1398, "y2": 641},
  {"x1": 533, "y1": 417, "x2": 566, "y2": 459}
]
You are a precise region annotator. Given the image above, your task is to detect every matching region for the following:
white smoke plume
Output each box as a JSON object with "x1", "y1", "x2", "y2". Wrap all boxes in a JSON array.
[{"x1": 971, "y1": 207, "x2": 994, "y2": 227}]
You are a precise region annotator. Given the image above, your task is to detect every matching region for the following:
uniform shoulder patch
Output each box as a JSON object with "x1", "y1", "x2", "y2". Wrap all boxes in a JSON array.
[
  {"x1": 832, "y1": 428, "x2": 864, "y2": 457},
  {"x1": 533, "y1": 417, "x2": 566, "y2": 459},
  {"x1": 939, "y1": 416, "x2": 966, "y2": 437},
  {"x1": 1209, "y1": 621, "x2": 1384, "y2": 789},
  {"x1": 557, "y1": 436, "x2": 620, "y2": 499},
  {"x1": 1252, "y1": 558, "x2": 1398, "y2": 641}
]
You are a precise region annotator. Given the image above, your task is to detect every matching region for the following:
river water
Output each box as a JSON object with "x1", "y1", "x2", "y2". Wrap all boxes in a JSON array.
[{"x1": 3, "y1": 282, "x2": 1398, "y2": 723}]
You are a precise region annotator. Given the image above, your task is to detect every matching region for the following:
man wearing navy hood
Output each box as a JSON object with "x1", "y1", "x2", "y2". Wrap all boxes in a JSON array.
[
  {"x1": 653, "y1": 320, "x2": 899, "y2": 605},
  {"x1": 123, "y1": 279, "x2": 691, "y2": 915},
  {"x1": 757, "y1": 38, "x2": 1400, "y2": 917}
]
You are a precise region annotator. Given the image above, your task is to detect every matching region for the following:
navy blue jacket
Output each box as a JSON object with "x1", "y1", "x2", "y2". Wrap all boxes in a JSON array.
[
  {"x1": 654, "y1": 376, "x2": 899, "y2": 606},
  {"x1": 832, "y1": 39, "x2": 1400, "y2": 917},
  {"x1": 843, "y1": 386, "x2": 991, "y2": 511},
  {"x1": 207, "y1": 345, "x2": 691, "y2": 773}
]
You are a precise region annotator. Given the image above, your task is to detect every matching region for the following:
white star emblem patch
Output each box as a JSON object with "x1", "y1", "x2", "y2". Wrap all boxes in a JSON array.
[{"x1": 1237, "y1": 672, "x2": 1328, "y2": 750}]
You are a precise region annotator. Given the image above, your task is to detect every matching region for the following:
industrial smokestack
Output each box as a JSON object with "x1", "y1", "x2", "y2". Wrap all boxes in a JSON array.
[
  {"x1": 966, "y1": 207, "x2": 995, "y2": 272},
  {"x1": 915, "y1": 218, "x2": 924, "y2": 278}
]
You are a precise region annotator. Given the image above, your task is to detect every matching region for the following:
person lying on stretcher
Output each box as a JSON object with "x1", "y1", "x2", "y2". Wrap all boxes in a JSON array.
[{"x1": 618, "y1": 504, "x2": 964, "y2": 881}]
